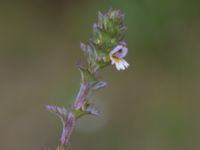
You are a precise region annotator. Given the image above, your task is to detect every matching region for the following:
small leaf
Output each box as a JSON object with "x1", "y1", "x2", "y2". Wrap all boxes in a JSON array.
[
  {"x1": 98, "y1": 11, "x2": 104, "y2": 28},
  {"x1": 93, "y1": 23, "x2": 99, "y2": 33},
  {"x1": 77, "y1": 65, "x2": 87, "y2": 82},
  {"x1": 77, "y1": 66, "x2": 95, "y2": 82},
  {"x1": 86, "y1": 106, "x2": 100, "y2": 116},
  {"x1": 80, "y1": 42, "x2": 87, "y2": 52},
  {"x1": 46, "y1": 105, "x2": 68, "y2": 123},
  {"x1": 80, "y1": 42, "x2": 96, "y2": 61},
  {"x1": 90, "y1": 81, "x2": 107, "y2": 90}
]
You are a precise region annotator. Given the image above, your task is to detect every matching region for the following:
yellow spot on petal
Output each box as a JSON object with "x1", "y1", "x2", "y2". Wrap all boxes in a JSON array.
[
  {"x1": 113, "y1": 57, "x2": 120, "y2": 63},
  {"x1": 112, "y1": 53, "x2": 121, "y2": 63}
]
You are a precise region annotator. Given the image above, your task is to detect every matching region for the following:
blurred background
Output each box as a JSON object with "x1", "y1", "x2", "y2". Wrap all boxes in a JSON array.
[{"x1": 0, "y1": 0, "x2": 200, "y2": 150}]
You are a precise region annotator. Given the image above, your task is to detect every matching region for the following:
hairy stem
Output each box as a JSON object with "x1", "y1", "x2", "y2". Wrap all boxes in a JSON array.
[
  {"x1": 57, "y1": 113, "x2": 76, "y2": 150},
  {"x1": 73, "y1": 82, "x2": 90, "y2": 110}
]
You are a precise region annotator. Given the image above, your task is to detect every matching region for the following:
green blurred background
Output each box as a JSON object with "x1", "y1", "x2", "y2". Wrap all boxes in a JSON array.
[{"x1": 0, "y1": 0, "x2": 200, "y2": 150}]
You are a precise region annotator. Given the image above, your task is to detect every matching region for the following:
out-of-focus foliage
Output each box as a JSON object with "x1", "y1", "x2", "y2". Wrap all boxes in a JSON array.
[{"x1": 0, "y1": 0, "x2": 200, "y2": 150}]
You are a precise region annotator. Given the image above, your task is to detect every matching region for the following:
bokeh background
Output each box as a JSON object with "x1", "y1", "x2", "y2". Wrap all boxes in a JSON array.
[{"x1": 0, "y1": 0, "x2": 200, "y2": 150}]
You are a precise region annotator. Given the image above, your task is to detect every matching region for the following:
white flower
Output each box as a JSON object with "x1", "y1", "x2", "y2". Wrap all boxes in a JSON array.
[{"x1": 110, "y1": 45, "x2": 129, "y2": 70}]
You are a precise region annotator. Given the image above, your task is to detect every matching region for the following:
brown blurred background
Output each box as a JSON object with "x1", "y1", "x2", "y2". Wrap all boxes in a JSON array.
[{"x1": 0, "y1": 0, "x2": 200, "y2": 150}]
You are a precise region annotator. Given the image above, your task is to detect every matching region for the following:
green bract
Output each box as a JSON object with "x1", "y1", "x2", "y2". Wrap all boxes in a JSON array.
[{"x1": 80, "y1": 9, "x2": 127, "y2": 72}]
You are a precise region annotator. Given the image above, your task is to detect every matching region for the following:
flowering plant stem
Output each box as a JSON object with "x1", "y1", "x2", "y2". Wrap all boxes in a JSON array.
[{"x1": 46, "y1": 9, "x2": 129, "y2": 150}]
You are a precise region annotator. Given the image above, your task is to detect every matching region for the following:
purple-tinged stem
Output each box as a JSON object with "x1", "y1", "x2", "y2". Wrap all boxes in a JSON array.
[
  {"x1": 57, "y1": 113, "x2": 76, "y2": 150},
  {"x1": 73, "y1": 82, "x2": 89, "y2": 110}
]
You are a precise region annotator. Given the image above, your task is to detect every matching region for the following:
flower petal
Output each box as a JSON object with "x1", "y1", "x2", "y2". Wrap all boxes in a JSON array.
[
  {"x1": 110, "y1": 45, "x2": 128, "y2": 59},
  {"x1": 115, "y1": 61, "x2": 125, "y2": 70},
  {"x1": 110, "y1": 45, "x2": 124, "y2": 55},
  {"x1": 115, "y1": 62, "x2": 121, "y2": 70},
  {"x1": 121, "y1": 59, "x2": 129, "y2": 68},
  {"x1": 111, "y1": 59, "x2": 115, "y2": 65},
  {"x1": 117, "y1": 47, "x2": 128, "y2": 58}
]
